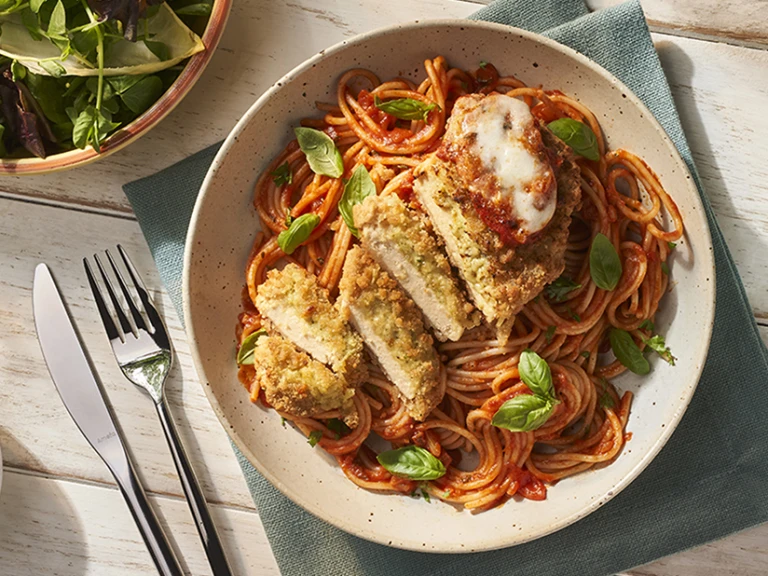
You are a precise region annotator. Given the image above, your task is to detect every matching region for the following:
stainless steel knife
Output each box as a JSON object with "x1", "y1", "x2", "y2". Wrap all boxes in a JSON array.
[{"x1": 32, "y1": 263, "x2": 184, "y2": 576}]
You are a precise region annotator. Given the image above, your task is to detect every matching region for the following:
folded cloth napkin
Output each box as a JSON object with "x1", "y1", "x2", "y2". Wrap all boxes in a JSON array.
[{"x1": 124, "y1": 0, "x2": 768, "y2": 574}]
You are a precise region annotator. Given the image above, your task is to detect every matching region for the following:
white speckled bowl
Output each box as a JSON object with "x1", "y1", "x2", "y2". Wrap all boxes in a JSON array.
[{"x1": 183, "y1": 20, "x2": 715, "y2": 553}]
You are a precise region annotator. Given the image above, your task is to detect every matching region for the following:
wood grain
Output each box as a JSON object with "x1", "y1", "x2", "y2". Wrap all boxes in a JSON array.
[
  {"x1": 0, "y1": 471, "x2": 279, "y2": 575},
  {"x1": 468, "y1": 0, "x2": 768, "y2": 47},
  {"x1": 0, "y1": 198, "x2": 257, "y2": 509},
  {"x1": 0, "y1": 468, "x2": 765, "y2": 576}
]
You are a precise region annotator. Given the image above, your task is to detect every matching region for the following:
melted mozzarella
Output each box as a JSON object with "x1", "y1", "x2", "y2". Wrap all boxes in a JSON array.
[{"x1": 460, "y1": 94, "x2": 555, "y2": 236}]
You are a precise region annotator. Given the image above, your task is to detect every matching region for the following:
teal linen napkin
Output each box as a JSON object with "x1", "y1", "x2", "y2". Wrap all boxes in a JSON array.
[{"x1": 124, "y1": 1, "x2": 768, "y2": 574}]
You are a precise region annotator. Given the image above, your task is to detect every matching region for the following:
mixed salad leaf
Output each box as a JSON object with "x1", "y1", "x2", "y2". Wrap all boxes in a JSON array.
[{"x1": 0, "y1": 0, "x2": 210, "y2": 158}]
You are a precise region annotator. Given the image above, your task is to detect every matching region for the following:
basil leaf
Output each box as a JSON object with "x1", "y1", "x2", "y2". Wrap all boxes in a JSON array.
[
  {"x1": 491, "y1": 394, "x2": 555, "y2": 432},
  {"x1": 544, "y1": 325, "x2": 555, "y2": 343},
  {"x1": 609, "y1": 329, "x2": 650, "y2": 375},
  {"x1": 589, "y1": 233, "x2": 622, "y2": 290},
  {"x1": 236, "y1": 328, "x2": 266, "y2": 365},
  {"x1": 327, "y1": 417, "x2": 350, "y2": 439},
  {"x1": 271, "y1": 161, "x2": 293, "y2": 186},
  {"x1": 376, "y1": 446, "x2": 446, "y2": 481},
  {"x1": 29, "y1": 0, "x2": 46, "y2": 13},
  {"x1": 545, "y1": 276, "x2": 580, "y2": 302},
  {"x1": 339, "y1": 164, "x2": 375, "y2": 237},
  {"x1": 277, "y1": 213, "x2": 320, "y2": 255},
  {"x1": 120, "y1": 75, "x2": 164, "y2": 114},
  {"x1": 661, "y1": 262, "x2": 670, "y2": 275},
  {"x1": 38, "y1": 60, "x2": 65, "y2": 78},
  {"x1": 47, "y1": 0, "x2": 66, "y2": 38},
  {"x1": 518, "y1": 349, "x2": 555, "y2": 400},
  {"x1": 307, "y1": 430, "x2": 323, "y2": 447},
  {"x1": 294, "y1": 127, "x2": 343, "y2": 178},
  {"x1": 547, "y1": 118, "x2": 599, "y2": 161},
  {"x1": 667, "y1": 241, "x2": 677, "y2": 250},
  {"x1": 580, "y1": 351, "x2": 590, "y2": 359},
  {"x1": 642, "y1": 334, "x2": 676, "y2": 365},
  {"x1": 374, "y1": 95, "x2": 437, "y2": 121}
]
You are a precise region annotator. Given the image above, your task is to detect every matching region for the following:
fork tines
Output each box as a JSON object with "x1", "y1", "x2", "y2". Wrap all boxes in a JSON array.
[{"x1": 84, "y1": 246, "x2": 163, "y2": 344}]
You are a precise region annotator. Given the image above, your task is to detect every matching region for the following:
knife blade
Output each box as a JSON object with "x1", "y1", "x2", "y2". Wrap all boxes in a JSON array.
[
  {"x1": 32, "y1": 263, "x2": 125, "y2": 467},
  {"x1": 32, "y1": 263, "x2": 184, "y2": 576}
]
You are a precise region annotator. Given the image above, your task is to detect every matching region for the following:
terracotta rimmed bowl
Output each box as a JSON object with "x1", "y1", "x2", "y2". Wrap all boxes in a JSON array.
[
  {"x1": 0, "y1": 0, "x2": 232, "y2": 175},
  {"x1": 184, "y1": 20, "x2": 715, "y2": 553}
]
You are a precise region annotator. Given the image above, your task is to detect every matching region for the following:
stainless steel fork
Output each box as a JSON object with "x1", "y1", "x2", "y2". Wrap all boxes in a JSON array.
[{"x1": 85, "y1": 245, "x2": 233, "y2": 576}]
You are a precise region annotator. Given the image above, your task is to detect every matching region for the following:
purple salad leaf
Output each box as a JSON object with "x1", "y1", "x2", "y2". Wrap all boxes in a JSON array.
[{"x1": 86, "y1": 0, "x2": 164, "y2": 42}]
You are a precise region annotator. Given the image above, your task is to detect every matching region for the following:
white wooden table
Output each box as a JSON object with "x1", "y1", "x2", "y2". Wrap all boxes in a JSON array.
[{"x1": 1, "y1": 1, "x2": 767, "y2": 574}]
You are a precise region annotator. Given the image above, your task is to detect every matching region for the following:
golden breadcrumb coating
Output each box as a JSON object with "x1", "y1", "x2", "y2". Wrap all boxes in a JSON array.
[
  {"x1": 354, "y1": 193, "x2": 480, "y2": 342},
  {"x1": 255, "y1": 263, "x2": 366, "y2": 386},
  {"x1": 338, "y1": 246, "x2": 443, "y2": 421},
  {"x1": 251, "y1": 335, "x2": 359, "y2": 427}
]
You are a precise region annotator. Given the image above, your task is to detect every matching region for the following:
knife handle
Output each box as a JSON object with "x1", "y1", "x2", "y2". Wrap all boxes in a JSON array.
[
  {"x1": 112, "y1": 457, "x2": 185, "y2": 576},
  {"x1": 156, "y1": 399, "x2": 233, "y2": 576}
]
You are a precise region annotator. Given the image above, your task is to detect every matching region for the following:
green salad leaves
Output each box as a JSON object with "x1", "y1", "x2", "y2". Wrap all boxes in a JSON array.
[{"x1": 0, "y1": 0, "x2": 206, "y2": 158}]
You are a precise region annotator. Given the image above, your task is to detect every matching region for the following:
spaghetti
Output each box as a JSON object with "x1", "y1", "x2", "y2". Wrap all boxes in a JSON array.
[{"x1": 237, "y1": 57, "x2": 683, "y2": 511}]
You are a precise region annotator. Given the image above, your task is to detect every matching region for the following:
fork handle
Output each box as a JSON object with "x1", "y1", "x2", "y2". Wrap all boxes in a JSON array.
[
  {"x1": 156, "y1": 399, "x2": 234, "y2": 576},
  {"x1": 111, "y1": 457, "x2": 185, "y2": 576}
]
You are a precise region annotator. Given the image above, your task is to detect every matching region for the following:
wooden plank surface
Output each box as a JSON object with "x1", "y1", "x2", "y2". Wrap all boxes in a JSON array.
[
  {"x1": 0, "y1": 471, "x2": 279, "y2": 576},
  {"x1": 1, "y1": 0, "x2": 767, "y2": 574},
  {"x1": 0, "y1": 198, "x2": 257, "y2": 509},
  {"x1": 469, "y1": 0, "x2": 768, "y2": 47}
]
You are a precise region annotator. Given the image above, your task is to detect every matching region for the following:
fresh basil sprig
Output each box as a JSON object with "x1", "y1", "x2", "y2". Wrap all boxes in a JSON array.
[
  {"x1": 609, "y1": 329, "x2": 650, "y2": 375},
  {"x1": 492, "y1": 394, "x2": 555, "y2": 432},
  {"x1": 277, "y1": 213, "x2": 320, "y2": 255},
  {"x1": 377, "y1": 446, "x2": 446, "y2": 481},
  {"x1": 492, "y1": 350, "x2": 559, "y2": 433},
  {"x1": 590, "y1": 233, "x2": 622, "y2": 290},
  {"x1": 339, "y1": 164, "x2": 376, "y2": 237},
  {"x1": 236, "y1": 328, "x2": 266, "y2": 365},
  {"x1": 518, "y1": 349, "x2": 556, "y2": 400},
  {"x1": 327, "y1": 417, "x2": 350, "y2": 439},
  {"x1": 545, "y1": 276, "x2": 581, "y2": 302},
  {"x1": 307, "y1": 430, "x2": 323, "y2": 447},
  {"x1": 294, "y1": 127, "x2": 344, "y2": 178},
  {"x1": 547, "y1": 118, "x2": 599, "y2": 161},
  {"x1": 373, "y1": 95, "x2": 438, "y2": 121},
  {"x1": 271, "y1": 161, "x2": 293, "y2": 186},
  {"x1": 642, "y1": 334, "x2": 676, "y2": 365}
]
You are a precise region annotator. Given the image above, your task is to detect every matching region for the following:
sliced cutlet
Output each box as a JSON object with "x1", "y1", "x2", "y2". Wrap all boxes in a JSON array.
[
  {"x1": 413, "y1": 94, "x2": 581, "y2": 342},
  {"x1": 338, "y1": 246, "x2": 442, "y2": 421},
  {"x1": 251, "y1": 335, "x2": 358, "y2": 427},
  {"x1": 255, "y1": 263, "x2": 366, "y2": 385},
  {"x1": 353, "y1": 193, "x2": 480, "y2": 342}
]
